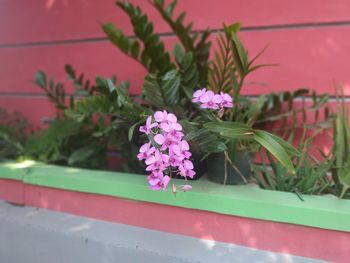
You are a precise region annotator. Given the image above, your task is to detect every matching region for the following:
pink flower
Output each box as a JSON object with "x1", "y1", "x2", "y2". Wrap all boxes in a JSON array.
[
  {"x1": 220, "y1": 92, "x2": 233, "y2": 108},
  {"x1": 138, "y1": 111, "x2": 195, "y2": 192},
  {"x1": 154, "y1": 110, "x2": 177, "y2": 123},
  {"x1": 192, "y1": 88, "x2": 207, "y2": 103},
  {"x1": 199, "y1": 90, "x2": 222, "y2": 109},
  {"x1": 179, "y1": 160, "x2": 196, "y2": 179},
  {"x1": 160, "y1": 121, "x2": 182, "y2": 133},
  {"x1": 139, "y1": 116, "x2": 157, "y2": 134},
  {"x1": 154, "y1": 134, "x2": 165, "y2": 145},
  {"x1": 192, "y1": 89, "x2": 234, "y2": 114},
  {"x1": 171, "y1": 140, "x2": 192, "y2": 160},
  {"x1": 168, "y1": 154, "x2": 181, "y2": 167},
  {"x1": 145, "y1": 150, "x2": 169, "y2": 172},
  {"x1": 160, "y1": 136, "x2": 176, "y2": 151},
  {"x1": 137, "y1": 142, "x2": 156, "y2": 161},
  {"x1": 167, "y1": 130, "x2": 184, "y2": 141},
  {"x1": 179, "y1": 184, "x2": 192, "y2": 191},
  {"x1": 148, "y1": 172, "x2": 170, "y2": 191}
]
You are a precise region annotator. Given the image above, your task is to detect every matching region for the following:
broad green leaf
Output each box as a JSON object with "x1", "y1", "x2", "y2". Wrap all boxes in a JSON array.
[
  {"x1": 173, "y1": 43, "x2": 185, "y2": 61},
  {"x1": 204, "y1": 122, "x2": 254, "y2": 139},
  {"x1": 254, "y1": 130, "x2": 296, "y2": 174},
  {"x1": 143, "y1": 75, "x2": 165, "y2": 108},
  {"x1": 206, "y1": 141, "x2": 227, "y2": 153},
  {"x1": 162, "y1": 69, "x2": 181, "y2": 104}
]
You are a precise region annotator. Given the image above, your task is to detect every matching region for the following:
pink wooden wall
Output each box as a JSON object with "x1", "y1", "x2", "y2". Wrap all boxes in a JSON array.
[{"x1": 1, "y1": 0, "x2": 350, "y2": 128}]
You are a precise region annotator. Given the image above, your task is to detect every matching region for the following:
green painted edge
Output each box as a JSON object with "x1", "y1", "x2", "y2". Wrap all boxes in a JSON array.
[
  {"x1": 0, "y1": 160, "x2": 36, "y2": 181},
  {"x1": 1, "y1": 161, "x2": 350, "y2": 232}
]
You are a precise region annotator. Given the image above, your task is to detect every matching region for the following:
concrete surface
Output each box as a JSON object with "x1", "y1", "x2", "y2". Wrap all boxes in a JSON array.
[{"x1": 0, "y1": 201, "x2": 324, "y2": 263}]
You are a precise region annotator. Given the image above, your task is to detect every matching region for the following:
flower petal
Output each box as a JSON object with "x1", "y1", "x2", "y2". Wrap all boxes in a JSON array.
[
  {"x1": 145, "y1": 155, "x2": 156, "y2": 165},
  {"x1": 154, "y1": 134, "x2": 165, "y2": 145},
  {"x1": 167, "y1": 113, "x2": 177, "y2": 123},
  {"x1": 154, "y1": 111, "x2": 164, "y2": 122},
  {"x1": 180, "y1": 185, "x2": 192, "y2": 191}
]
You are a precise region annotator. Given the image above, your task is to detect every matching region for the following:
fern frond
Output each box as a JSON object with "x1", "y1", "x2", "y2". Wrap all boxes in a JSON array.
[
  {"x1": 66, "y1": 77, "x2": 146, "y2": 123},
  {"x1": 34, "y1": 71, "x2": 72, "y2": 110},
  {"x1": 65, "y1": 64, "x2": 96, "y2": 96},
  {"x1": 208, "y1": 33, "x2": 236, "y2": 93},
  {"x1": 256, "y1": 89, "x2": 331, "y2": 127}
]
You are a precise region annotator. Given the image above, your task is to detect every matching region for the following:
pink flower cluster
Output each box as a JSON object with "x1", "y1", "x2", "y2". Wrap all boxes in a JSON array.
[
  {"x1": 192, "y1": 88, "x2": 233, "y2": 110},
  {"x1": 138, "y1": 110, "x2": 195, "y2": 191}
]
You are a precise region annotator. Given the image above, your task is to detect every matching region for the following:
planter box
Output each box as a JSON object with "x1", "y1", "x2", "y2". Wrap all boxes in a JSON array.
[{"x1": 0, "y1": 160, "x2": 350, "y2": 262}]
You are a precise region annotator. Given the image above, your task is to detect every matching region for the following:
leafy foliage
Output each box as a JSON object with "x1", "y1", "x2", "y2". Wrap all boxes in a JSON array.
[
  {"x1": 34, "y1": 64, "x2": 104, "y2": 111},
  {"x1": 173, "y1": 44, "x2": 199, "y2": 93},
  {"x1": 0, "y1": 108, "x2": 29, "y2": 159},
  {"x1": 103, "y1": 1, "x2": 174, "y2": 75},
  {"x1": 32, "y1": 67, "x2": 114, "y2": 169},
  {"x1": 34, "y1": 71, "x2": 72, "y2": 110},
  {"x1": 150, "y1": 0, "x2": 211, "y2": 85},
  {"x1": 65, "y1": 75, "x2": 150, "y2": 172},
  {"x1": 253, "y1": 128, "x2": 331, "y2": 196},
  {"x1": 204, "y1": 121, "x2": 299, "y2": 173},
  {"x1": 257, "y1": 89, "x2": 331, "y2": 129},
  {"x1": 329, "y1": 94, "x2": 350, "y2": 198},
  {"x1": 208, "y1": 33, "x2": 236, "y2": 93},
  {"x1": 7, "y1": 0, "x2": 337, "y2": 198},
  {"x1": 143, "y1": 70, "x2": 181, "y2": 108},
  {"x1": 25, "y1": 119, "x2": 106, "y2": 169},
  {"x1": 65, "y1": 64, "x2": 98, "y2": 96}
]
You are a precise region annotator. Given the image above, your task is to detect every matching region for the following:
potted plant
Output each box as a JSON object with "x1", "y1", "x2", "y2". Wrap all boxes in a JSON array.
[{"x1": 15, "y1": 0, "x2": 328, "y2": 189}]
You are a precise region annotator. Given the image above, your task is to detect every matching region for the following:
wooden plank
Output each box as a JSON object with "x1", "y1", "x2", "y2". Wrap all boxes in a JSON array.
[
  {"x1": 0, "y1": 97, "x2": 55, "y2": 129},
  {"x1": 2, "y1": 26, "x2": 350, "y2": 95},
  {"x1": 1, "y1": 0, "x2": 350, "y2": 45},
  {"x1": 0, "y1": 41, "x2": 147, "y2": 94}
]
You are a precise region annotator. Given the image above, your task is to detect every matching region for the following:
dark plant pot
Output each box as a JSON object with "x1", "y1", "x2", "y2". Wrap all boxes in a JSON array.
[
  {"x1": 206, "y1": 151, "x2": 252, "y2": 185},
  {"x1": 191, "y1": 153, "x2": 207, "y2": 180}
]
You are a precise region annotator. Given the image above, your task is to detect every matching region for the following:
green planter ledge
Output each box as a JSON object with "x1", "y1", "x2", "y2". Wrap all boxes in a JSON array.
[{"x1": 1, "y1": 160, "x2": 350, "y2": 232}]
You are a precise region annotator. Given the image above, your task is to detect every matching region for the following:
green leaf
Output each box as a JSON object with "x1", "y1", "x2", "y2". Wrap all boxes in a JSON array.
[
  {"x1": 208, "y1": 33, "x2": 236, "y2": 92},
  {"x1": 206, "y1": 141, "x2": 227, "y2": 153},
  {"x1": 35, "y1": 71, "x2": 47, "y2": 88},
  {"x1": 186, "y1": 128, "x2": 227, "y2": 154},
  {"x1": 162, "y1": 69, "x2": 181, "y2": 104},
  {"x1": 68, "y1": 146, "x2": 96, "y2": 166},
  {"x1": 173, "y1": 43, "x2": 185, "y2": 61},
  {"x1": 263, "y1": 131, "x2": 300, "y2": 157},
  {"x1": 102, "y1": 23, "x2": 132, "y2": 54},
  {"x1": 223, "y1": 26, "x2": 248, "y2": 78},
  {"x1": 223, "y1": 22, "x2": 241, "y2": 35},
  {"x1": 114, "y1": 1, "x2": 175, "y2": 74},
  {"x1": 254, "y1": 130, "x2": 296, "y2": 174},
  {"x1": 143, "y1": 75, "x2": 166, "y2": 108},
  {"x1": 128, "y1": 120, "x2": 142, "y2": 141},
  {"x1": 150, "y1": 0, "x2": 211, "y2": 84},
  {"x1": 33, "y1": 70, "x2": 68, "y2": 110},
  {"x1": 204, "y1": 122, "x2": 254, "y2": 139}
]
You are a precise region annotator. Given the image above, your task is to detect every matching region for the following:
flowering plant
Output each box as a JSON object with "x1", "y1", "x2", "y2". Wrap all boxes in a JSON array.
[
  {"x1": 101, "y1": 1, "x2": 302, "y2": 184},
  {"x1": 138, "y1": 111, "x2": 194, "y2": 191}
]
